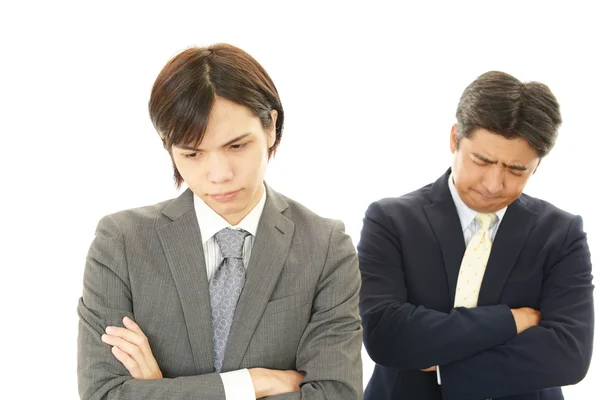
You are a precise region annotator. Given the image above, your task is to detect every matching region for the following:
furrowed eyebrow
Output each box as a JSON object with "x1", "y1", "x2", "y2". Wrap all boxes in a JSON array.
[
  {"x1": 504, "y1": 164, "x2": 528, "y2": 171},
  {"x1": 472, "y1": 153, "x2": 528, "y2": 171},
  {"x1": 221, "y1": 133, "x2": 252, "y2": 147},
  {"x1": 175, "y1": 133, "x2": 253, "y2": 151},
  {"x1": 472, "y1": 153, "x2": 495, "y2": 163}
]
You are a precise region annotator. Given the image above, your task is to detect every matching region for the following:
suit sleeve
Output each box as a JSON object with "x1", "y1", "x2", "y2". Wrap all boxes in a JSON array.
[
  {"x1": 358, "y1": 201, "x2": 517, "y2": 370},
  {"x1": 287, "y1": 220, "x2": 363, "y2": 399},
  {"x1": 439, "y1": 215, "x2": 594, "y2": 399},
  {"x1": 77, "y1": 215, "x2": 227, "y2": 400}
]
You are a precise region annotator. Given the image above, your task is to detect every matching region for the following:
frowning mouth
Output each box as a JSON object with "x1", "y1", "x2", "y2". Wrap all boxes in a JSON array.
[
  {"x1": 476, "y1": 191, "x2": 501, "y2": 201},
  {"x1": 210, "y1": 190, "x2": 240, "y2": 201}
]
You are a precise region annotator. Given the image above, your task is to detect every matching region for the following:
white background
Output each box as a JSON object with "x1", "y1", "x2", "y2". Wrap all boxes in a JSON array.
[{"x1": 2, "y1": 1, "x2": 598, "y2": 398}]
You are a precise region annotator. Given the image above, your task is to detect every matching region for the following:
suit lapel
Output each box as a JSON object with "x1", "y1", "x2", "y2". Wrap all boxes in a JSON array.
[
  {"x1": 424, "y1": 170, "x2": 538, "y2": 308},
  {"x1": 424, "y1": 170, "x2": 466, "y2": 307},
  {"x1": 477, "y1": 196, "x2": 537, "y2": 306},
  {"x1": 222, "y1": 185, "x2": 294, "y2": 371},
  {"x1": 156, "y1": 189, "x2": 215, "y2": 374}
]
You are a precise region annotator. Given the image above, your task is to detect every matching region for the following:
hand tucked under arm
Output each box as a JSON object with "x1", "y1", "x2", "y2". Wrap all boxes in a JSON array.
[
  {"x1": 420, "y1": 306, "x2": 541, "y2": 372},
  {"x1": 104, "y1": 317, "x2": 303, "y2": 399},
  {"x1": 248, "y1": 368, "x2": 303, "y2": 398},
  {"x1": 510, "y1": 307, "x2": 541, "y2": 334},
  {"x1": 102, "y1": 316, "x2": 163, "y2": 380}
]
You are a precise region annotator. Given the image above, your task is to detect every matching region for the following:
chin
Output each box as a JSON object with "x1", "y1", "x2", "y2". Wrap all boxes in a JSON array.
[
  {"x1": 476, "y1": 202, "x2": 506, "y2": 213},
  {"x1": 465, "y1": 197, "x2": 497, "y2": 213}
]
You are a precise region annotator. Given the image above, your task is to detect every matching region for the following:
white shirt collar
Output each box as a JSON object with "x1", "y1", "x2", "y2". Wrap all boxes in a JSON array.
[
  {"x1": 193, "y1": 184, "x2": 267, "y2": 243},
  {"x1": 447, "y1": 173, "x2": 507, "y2": 231}
]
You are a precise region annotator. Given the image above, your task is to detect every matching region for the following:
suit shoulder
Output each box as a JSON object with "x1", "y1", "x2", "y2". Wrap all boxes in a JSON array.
[
  {"x1": 280, "y1": 194, "x2": 343, "y2": 233},
  {"x1": 520, "y1": 193, "x2": 580, "y2": 223},
  {"x1": 97, "y1": 197, "x2": 176, "y2": 233}
]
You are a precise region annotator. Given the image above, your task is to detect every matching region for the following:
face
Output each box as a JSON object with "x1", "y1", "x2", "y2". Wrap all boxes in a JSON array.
[
  {"x1": 450, "y1": 126, "x2": 540, "y2": 213},
  {"x1": 171, "y1": 96, "x2": 277, "y2": 225}
]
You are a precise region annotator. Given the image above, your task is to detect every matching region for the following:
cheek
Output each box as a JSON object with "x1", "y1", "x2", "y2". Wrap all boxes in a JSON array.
[
  {"x1": 172, "y1": 158, "x2": 211, "y2": 189},
  {"x1": 252, "y1": 146, "x2": 269, "y2": 169},
  {"x1": 173, "y1": 159, "x2": 195, "y2": 180},
  {"x1": 506, "y1": 179, "x2": 527, "y2": 199},
  {"x1": 455, "y1": 164, "x2": 480, "y2": 190},
  {"x1": 236, "y1": 150, "x2": 268, "y2": 181}
]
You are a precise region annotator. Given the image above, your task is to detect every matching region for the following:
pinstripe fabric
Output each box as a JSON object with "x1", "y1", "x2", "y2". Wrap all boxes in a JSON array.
[{"x1": 77, "y1": 185, "x2": 363, "y2": 400}]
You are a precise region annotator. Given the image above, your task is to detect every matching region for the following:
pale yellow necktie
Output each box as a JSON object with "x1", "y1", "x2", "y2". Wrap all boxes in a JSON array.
[{"x1": 454, "y1": 213, "x2": 496, "y2": 308}]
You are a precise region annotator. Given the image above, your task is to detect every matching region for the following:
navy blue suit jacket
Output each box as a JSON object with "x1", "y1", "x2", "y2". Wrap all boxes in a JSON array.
[{"x1": 358, "y1": 170, "x2": 594, "y2": 399}]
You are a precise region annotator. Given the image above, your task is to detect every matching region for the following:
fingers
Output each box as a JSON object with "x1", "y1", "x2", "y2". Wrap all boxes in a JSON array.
[
  {"x1": 102, "y1": 331, "x2": 153, "y2": 379},
  {"x1": 111, "y1": 346, "x2": 142, "y2": 379},
  {"x1": 102, "y1": 318, "x2": 150, "y2": 368},
  {"x1": 105, "y1": 323, "x2": 148, "y2": 349},
  {"x1": 102, "y1": 318, "x2": 163, "y2": 380},
  {"x1": 122, "y1": 316, "x2": 145, "y2": 336},
  {"x1": 102, "y1": 333, "x2": 146, "y2": 362}
]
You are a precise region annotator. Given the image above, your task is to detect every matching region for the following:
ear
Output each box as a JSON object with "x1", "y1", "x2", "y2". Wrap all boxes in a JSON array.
[
  {"x1": 267, "y1": 110, "x2": 278, "y2": 148},
  {"x1": 450, "y1": 124, "x2": 458, "y2": 153}
]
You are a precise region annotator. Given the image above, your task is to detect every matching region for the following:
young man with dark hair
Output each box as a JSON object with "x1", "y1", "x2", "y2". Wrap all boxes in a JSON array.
[{"x1": 77, "y1": 43, "x2": 363, "y2": 400}]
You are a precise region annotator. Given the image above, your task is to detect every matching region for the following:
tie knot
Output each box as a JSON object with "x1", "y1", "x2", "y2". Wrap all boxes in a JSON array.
[
  {"x1": 214, "y1": 228, "x2": 249, "y2": 259},
  {"x1": 475, "y1": 213, "x2": 496, "y2": 230}
]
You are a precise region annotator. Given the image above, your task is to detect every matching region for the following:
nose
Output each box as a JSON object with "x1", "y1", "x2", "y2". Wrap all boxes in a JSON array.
[
  {"x1": 207, "y1": 153, "x2": 233, "y2": 184},
  {"x1": 481, "y1": 165, "x2": 503, "y2": 195}
]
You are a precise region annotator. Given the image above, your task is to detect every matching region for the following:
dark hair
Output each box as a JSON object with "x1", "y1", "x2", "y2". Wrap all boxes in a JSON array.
[
  {"x1": 455, "y1": 71, "x2": 562, "y2": 158},
  {"x1": 148, "y1": 43, "x2": 284, "y2": 187}
]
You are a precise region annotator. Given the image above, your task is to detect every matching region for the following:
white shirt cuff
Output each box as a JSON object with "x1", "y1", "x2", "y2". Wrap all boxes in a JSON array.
[
  {"x1": 436, "y1": 365, "x2": 441, "y2": 385},
  {"x1": 220, "y1": 369, "x2": 255, "y2": 400}
]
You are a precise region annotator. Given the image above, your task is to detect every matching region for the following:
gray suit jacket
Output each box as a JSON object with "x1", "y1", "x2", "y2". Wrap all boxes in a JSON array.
[{"x1": 77, "y1": 186, "x2": 363, "y2": 399}]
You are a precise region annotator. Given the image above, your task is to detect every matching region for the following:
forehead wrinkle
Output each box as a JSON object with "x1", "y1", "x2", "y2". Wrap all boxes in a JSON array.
[{"x1": 469, "y1": 139, "x2": 535, "y2": 168}]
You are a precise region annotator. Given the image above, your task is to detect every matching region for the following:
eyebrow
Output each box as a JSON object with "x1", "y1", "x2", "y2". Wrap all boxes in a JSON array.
[
  {"x1": 177, "y1": 133, "x2": 253, "y2": 151},
  {"x1": 472, "y1": 152, "x2": 528, "y2": 171}
]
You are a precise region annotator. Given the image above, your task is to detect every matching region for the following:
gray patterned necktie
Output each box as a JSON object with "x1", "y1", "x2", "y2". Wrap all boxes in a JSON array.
[{"x1": 210, "y1": 227, "x2": 250, "y2": 372}]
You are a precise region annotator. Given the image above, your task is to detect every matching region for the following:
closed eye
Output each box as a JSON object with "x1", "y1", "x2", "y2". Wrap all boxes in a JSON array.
[
  {"x1": 508, "y1": 169, "x2": 524, "y2": 177},
  {"x1": 471, "y1": 152, "x2": 495, "y2": 165},
  {"x1": 472, "y1": 158, "x2": 490, "y2": 166}
]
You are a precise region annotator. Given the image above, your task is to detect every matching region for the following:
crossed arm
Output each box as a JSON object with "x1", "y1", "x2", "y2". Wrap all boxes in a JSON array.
[
  {"x1": 78, "y1": 216, "x2": 363, "y2": 399},
  {"x1": 358, "y1": 202, "x2": 594, "y2": 399},
  {"x1": 100, "y1": 316, "x2": 302, "y2": 397}
]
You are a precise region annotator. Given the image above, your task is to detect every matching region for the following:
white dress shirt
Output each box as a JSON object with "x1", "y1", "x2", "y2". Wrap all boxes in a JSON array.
[
  {"x1": 193, "y1": 185, "x2": 267, "y2": 400},
  {"x1": 437, "y1": 174, "x2": 508, "y2": 385}
]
